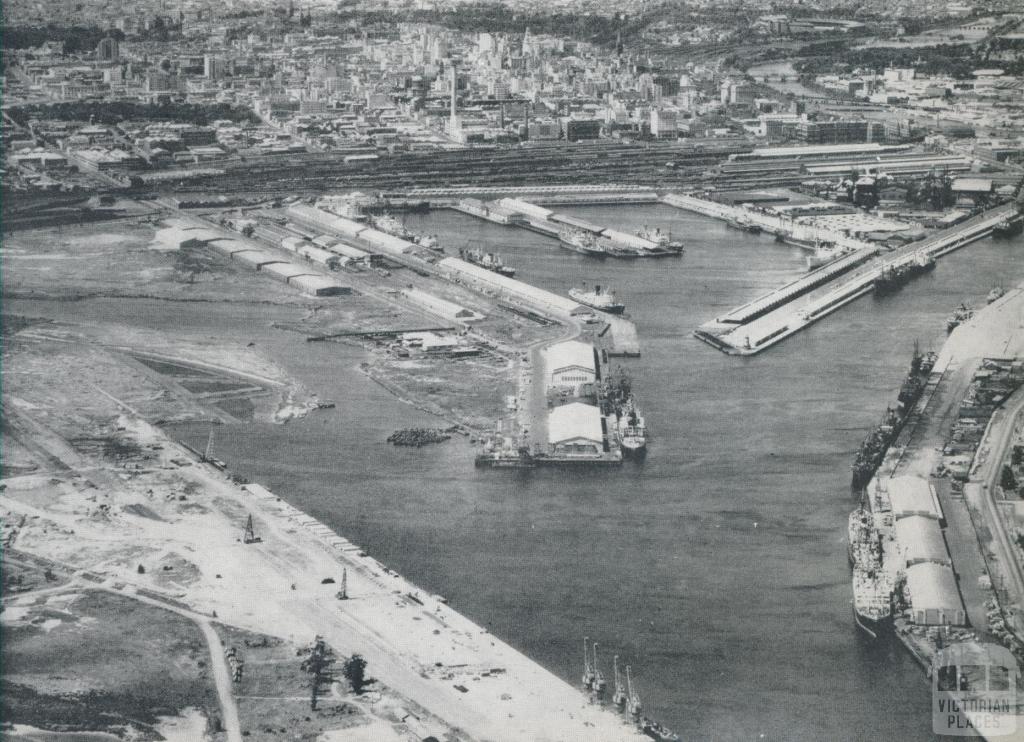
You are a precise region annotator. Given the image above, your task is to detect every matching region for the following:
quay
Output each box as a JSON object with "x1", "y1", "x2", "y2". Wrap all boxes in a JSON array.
[
  {"x1": 452, "y1": 196, "x2": 674, "y2": 257},
  {"x1": 690, "y1": 200, "x2": 1020, "y2": 355}
]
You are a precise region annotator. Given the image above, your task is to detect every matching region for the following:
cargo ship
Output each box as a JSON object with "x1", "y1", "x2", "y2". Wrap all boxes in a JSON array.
[
  {"x1": 725, "y1": 214, "x2": 761, "y2": 234},
  {"x1": 372, "y1": 214, "x2": 440, "y2": 251},
  {"x1": 804, "y1": 241, "x2": 841, "y2": 270},
  {"x1": 993, "y1": 216, "x2": 1023, "y2": 238},
  {"x1": 569, "y1": 283, "x2": 625, "y2": 314},
  {"x1": 873, "y1": 253, "x2": 935, "y2": 296},
  {"x1": 617, "y1": 402, "x2": 647, "y2": 456},
  {"x1": 636, "y1": 226, "x2": 685, "y2": 254},
  {"x1": 848, "y1": 504, "x2": 897, "y2": 639},
  {"x1": 459, "y1": 247, "x2": 515, "y2": 277},
  {"x1": 559, "y1": 228, "x2": 607, "y2": 257},
  {"x1": 851, "y1": 345, "x2": 935, "y2": 491}
]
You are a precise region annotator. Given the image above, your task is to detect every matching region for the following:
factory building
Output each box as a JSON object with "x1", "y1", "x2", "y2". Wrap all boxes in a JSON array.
[
  {"x1": 544, "y1": 340, "x2": 598, "y2": 396},
  {"x1": 548, "y1": 402, "x2": 604, "y2": 457}
]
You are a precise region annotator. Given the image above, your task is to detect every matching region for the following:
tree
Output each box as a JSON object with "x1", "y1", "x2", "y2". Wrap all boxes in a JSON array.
[
  {"x1": 343, "y1": 654, "x2": 367, "y2": 693},
  {"x1": 1001, "y1": 464, "x2": 1018, "y2": 493}
]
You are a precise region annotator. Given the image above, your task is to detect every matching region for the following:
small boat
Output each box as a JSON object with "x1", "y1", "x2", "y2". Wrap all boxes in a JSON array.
[
  {"x1": 987, "y1": 286, "x2": 1005, "y2": 304},
  {"x1": 618, "y1": 402, "x2": 647, "y2": 455},
  {"x1": 569, "y1": 283, "x2": 625, "y2": 314},
  {"x1": 946, "y1": 303, "x2": 973, "y2": 332},
  {"x1": 640, "y1": 717, "x2": 680, "y2": 742}
]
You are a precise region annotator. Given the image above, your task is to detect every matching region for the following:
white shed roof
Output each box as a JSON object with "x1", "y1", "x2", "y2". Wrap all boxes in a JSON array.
[
  {"x1": 905, "y1": 562, "x2": 963, "y2": 618},
  {"x1": 888, "y1": 476, "x2": 942, "y2": 520},
  {"x1": 548, "y1": 402, "x2": 603, "y2": 445},
  {"x1": 546, "y1": 340, "x2": 596, "y2": 374},
  {"x1": 895, "y1": 515, "x2": 950, "y2": 567},
  {"x1": 262, "y1": 262, "x2": 315, "y2": 280},
  {"x1": 437, "y1": 257, "x2": 581, "y2": 315}
]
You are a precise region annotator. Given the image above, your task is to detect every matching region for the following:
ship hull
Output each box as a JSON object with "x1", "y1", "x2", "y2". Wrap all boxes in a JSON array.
[{"x1": 853, "y1": 604, "x2": 891, "y2": 640}]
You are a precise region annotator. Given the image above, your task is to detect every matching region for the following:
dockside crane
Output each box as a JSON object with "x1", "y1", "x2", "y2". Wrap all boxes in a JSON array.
[
  {"x1": 592, "y1": 642, "x2": 607, "y2": 695},
  {"x1": 582, "y1": 636, "x2": 595, "y2": 690},
  {"x1": 612, "y1": 655, "x2": 627, "y2": 708},
  {"x1": 242, "y1": 514, "x2": 261, "y2": 544},
  {"x1": 626, "y1": 664, "x2": 642, "y2": 720}
]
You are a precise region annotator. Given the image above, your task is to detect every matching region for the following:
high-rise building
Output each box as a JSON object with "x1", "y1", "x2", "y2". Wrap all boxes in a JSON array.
[
  {"x1": 96, "y1": 37, "x2": 119, "y2": 62},
  {"x1": 204, "y1": 55, "x2": 224, "y2": 80}
]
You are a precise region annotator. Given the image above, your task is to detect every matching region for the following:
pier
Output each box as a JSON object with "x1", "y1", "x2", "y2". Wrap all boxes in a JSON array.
[
  {"x1": 691, "y1": 201, "x2": 1019, "y2": 355},
  {"x1": 451, "y1": 196, "x2": 674, "y2": 256}
]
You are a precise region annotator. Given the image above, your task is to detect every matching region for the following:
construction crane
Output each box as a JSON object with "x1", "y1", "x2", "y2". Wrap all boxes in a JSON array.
[
  {"x1": 336, "y1": 567, "x2": 348, "y2": 600},
  {"x1": 612, "y1": 654, "x2": 627, "y2": 708},
  {"x1": 581, "y1": 636, "x2": 595, "y2": 690},
  {"x1": 242, "y1": 514, "x2": 261, "y2": 544},
  {"x1": 592, "y1": 642, "x2": 607, "y2": 695},
  {"x1": 626, "y1": 664, "x2": 642, "y2": 720}
]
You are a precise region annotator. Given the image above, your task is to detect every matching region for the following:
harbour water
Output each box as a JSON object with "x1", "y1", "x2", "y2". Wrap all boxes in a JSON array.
[{"x1": 23, "y1": 204, "x2": 1024, "y2": 740}]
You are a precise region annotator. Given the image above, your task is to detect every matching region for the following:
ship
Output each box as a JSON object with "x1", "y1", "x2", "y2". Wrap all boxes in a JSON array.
[
  {"x1": 725, "y1": 214, "x2": 762, "y2": 234},
  {"x1": 873, "y1": 254, "x2": 935, "y2": 296},
  {"x1": 459, "y1": 247, "x2": 515, "y2": 277},
  {"x1": 636, "y1": 225, "x2": 685, "y2": 254},
  {"x1": 805, "y1": 241, "x2": 841, "y2": 270},
  {"x1": 850, "y1": 345, "x2": 935, "y2": 491},
  {"x1": 987, "y1": 286, "x2": 1005, "y2": 304},
  {"x1": 946, "y1": 303, "x2": 973, "y2": 332},
  {"x1": 372, "y1": 213, "x2": 440, "y2": 250},
  {"x1": 640, "y1": 718, "x2": 680, "y2": 742},
  {"x1": 569, "y1": 283, "x2": 625, "y2": 314},
  {"x1": 559, "y1": 227, "x2": 607, "y2": 257},
  {"x1": 617, "y1": 402, "x2": 647, "y2": 455},
  {"x1": 992, "y1": 217, "x2": 1023, "y2": 238},
  {"x1": 849, "y1": 503, "x2": 896, "y2": 639}
]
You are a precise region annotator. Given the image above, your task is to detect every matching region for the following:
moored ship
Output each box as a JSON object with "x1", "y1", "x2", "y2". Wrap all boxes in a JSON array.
[
  {"x1": 559, "y1": 227, "x2": 608, "y2": 257},
  {"x1": 636, "y1": 225, "x2": 685, "y2": 254},
  {"x1": 459, "y1": 247, "x2": 515, "y2": 277},
  {"x1": 725, "y1": 214, "x2": 762, "y2": 234},
  {"x1": 372, "y1": 213, "x2": 440, "y2": 250},
  {"x1": 569, "y1": 283, "x2": 625, "y2": 314},
  {"x1": 805, "y1": 241, "x2": 841, "y2": 270},
  {"x1": 987, "y1": 286, "x2": 1005, "y2": 304},
  {"x1": 617, "y1": 402, "x2": 647, "y2": 455},
  {"x1": 993, "y1": 216, "x2": 1023, "y2": 238},
  {"x1": 873, "y1": 253, "x2": 935, "y2": 296},
  {"x1": 946, "y1": 302, "x2": 974, "y2": 332}
]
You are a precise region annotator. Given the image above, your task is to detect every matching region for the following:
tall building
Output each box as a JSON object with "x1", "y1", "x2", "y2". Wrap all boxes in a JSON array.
[
  {"x1": 96, "y1": 36, "x2": 119, "y2": 62},
  {"x1": 204, "y1": 55, "x2": 224, "y2": 80}
]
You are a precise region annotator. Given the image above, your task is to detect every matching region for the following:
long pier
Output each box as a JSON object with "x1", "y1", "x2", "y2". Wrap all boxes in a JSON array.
[{"x1": 691, "y1": 201, "x2": 1019, "y2": 355}]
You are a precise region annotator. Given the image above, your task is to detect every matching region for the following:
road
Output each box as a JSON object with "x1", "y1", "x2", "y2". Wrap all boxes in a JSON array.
[{"x1": 970, "y1": 387, "x2": 1024, "y2": 637}]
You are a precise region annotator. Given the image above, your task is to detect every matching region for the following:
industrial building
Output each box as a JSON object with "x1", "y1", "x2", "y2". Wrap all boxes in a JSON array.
[
  {"x1": 904, "y1": 562, "x2": 966, "y2": 626},
  {"x1": 887, "y1": 476, "x2": 944, "y2": 523},
  {"x1": 547, "y1": 402, "x2": 605, "y2": 457},
  {"x1": 400, "y1": 287, "x2": 484, "y2": 323},
  {"x1": 544, "y1": 340, "x2": 598, "y2": 396}
]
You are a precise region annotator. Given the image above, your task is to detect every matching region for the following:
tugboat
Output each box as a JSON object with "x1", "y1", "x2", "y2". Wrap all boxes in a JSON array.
[
  {"x1": 459, "y1": 247, "x2": 515, "y2": 277},
  {"x1": 569, "y1": 283, "x2": 625, "y2": 314},
  {"x1": 946, "y1": 303, "x2": 974, "y2": 332},
  {"x1": 640, "y1": 718, "x2": 681, "y2": 742},
  {"x1": 987, "y1": 286, "x2": 1005, "y2": 304},
  {"x1": 559, "y1": 228, "x2": 607, "y2": 257}
]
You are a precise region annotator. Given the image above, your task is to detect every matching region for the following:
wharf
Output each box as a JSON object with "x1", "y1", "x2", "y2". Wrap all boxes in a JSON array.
[{"x1": 693, "y1": 201, "x2": 1019, "y2": 355}]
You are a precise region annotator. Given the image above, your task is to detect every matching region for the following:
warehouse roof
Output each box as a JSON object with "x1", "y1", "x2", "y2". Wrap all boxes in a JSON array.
[
  {"x1": 545, "y1": 340, "x2": 596, "y2": 374},
  {"x1": 437, "y1": 257, "x2": 581, "y2": 315},
  {"x1": 905, "y1": 562, "x2": 964, "y2": 620},
  {"x1": 262, "y1": 262, "x2": 315, "y2": 280},
  {"x1": 289, "y1": 274, "x2": 351, "y2": 296},
  {"x1": 888, "y1": 476, "x2": 942, "y2": 521},
  {"x1": 895, "y1": 515, "x2": 949, "y2": 567},
  {"x1": 548, "y1": 402, "x2": 603, "y2": 445}
]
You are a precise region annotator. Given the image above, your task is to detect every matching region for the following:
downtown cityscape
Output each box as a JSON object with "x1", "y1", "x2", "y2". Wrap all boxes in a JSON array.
[{"x1": 4, "y1": 0, "x2": 1024, "y2": 740}]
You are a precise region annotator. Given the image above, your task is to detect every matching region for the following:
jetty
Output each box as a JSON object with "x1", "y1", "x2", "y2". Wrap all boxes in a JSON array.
[
  {"x1": 451, "y1": 197, "x2": 678, "y2": 257},
  {"x1": 690, "y1": 200, "x2": 1019, "y2": 355}
]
